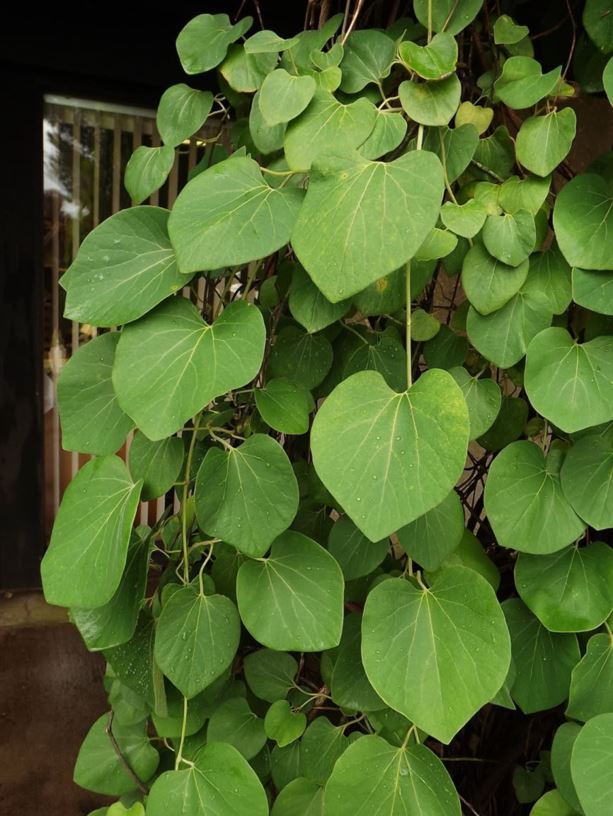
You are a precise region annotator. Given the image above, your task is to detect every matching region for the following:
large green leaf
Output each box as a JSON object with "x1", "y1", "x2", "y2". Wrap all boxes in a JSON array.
[
  {"x1": 113, "y1": 298, "x2": 265, "y2": 440},
  {"x1": 62, "y1": 207, "x2": 184, "y2": 327},
  {"x1": 328, "y1": 516, "x2": 388, "y2": 580},
  {"x1": 524, "y1": 328, "x2": 613, "y2": 432},
  {"x1": 243, "y1": 648, "x2": 298, "y2": 703},
  {"x1": 268, "y1": 327, "x2": 333, "y2": 389},
  {"x1": 399, "y1": 75, "x2": 462, "y2": 126},
  {"x1": 358, "y1": 110, "x2": 408, "y2": 161},
  {"x1": 195, "y1": 434, "x2": 299, "y2": 557},
  {"x1": 449, "y1": 367, "x2": 501, "y2": 439},
  {"x1": 147, "y1": 743, "x2": 268, "y2": 816},
  {"x1": 207, "y1": 698, "x2": 266, "y2": 759},
  {"x1": 219, "y1": 46, "x2": 277, "y2": 93},
  {"x1": 414, "y1": 0, "x2": 483, "y2": 35},
  {"x1": 311, "y1": 369, "x2": 469, "y2": 542},
  {"x1": 572, "y1": 267, "x2": 613, "y2": 315},
  {"x1": 330, "y1": 613, "x2": 384, "y2": 712},
  {"x1": 524, "y1": 244, "x2": 572, "y2": 315},
  {"x1": 516, "y1": 110, "x2": 577, "y2": 177},
  {"x1": 571, "y1": 714, "x2": 613, "y2": 816},
  {"x1": 259, "y1": 70, "x2": 316, "y2": 126},
  {"x1": 236, "y1": 531, "x2": 344, "y2": 651},
  {"x1": 127, "y1": 432, "x2": 184, "y2": 501},
  {"x1": 73, "y1": 714, "x2": 158, "y2": 796},
  {"x1": 168, "y1": 156, "x2": 303, "y2": 275},
  {"x1": 283, "y1": 90, "x2": 377, "y2": 172},
  {"x1": 484, "y1": 442, "x2": 585, "y2": 554},
  {"x1": 324, "y1": 734, "x2": 461, "y2": 815},
  {"x1": 399, "y1": 33, "x2": 458, "y2": 80},
  {"x1": 494, "y1": 57, "x2": 561, "y2": 109},
  {"x1": 41, "y1": 456, "x2": 142, "y2": 608},
  {"x1": 503, "y1": 599, "x2": 580, "y2": 714},
  {"x1": 288, "y1": 265, "x2": 350, "y2": 333},
  {"x1": 249, "y1": 90, "x2": 286, "y2": 154},
  {"x1": 292, "y1": 150, "x2": 444, "y2": 302},
  {"x1": 254, "y1": 378, "x2": 314, "y2": 435},
  {"x1": 461, "y1": 242, "x2": 529, "y2": 315},
  {"x1": 124, "y1": 146, "x2": 175, "y2": 205},
  {"x1": 567, "y1": 633, "x2": 613, "y2": 721},
  {"x1": 561, "y1": 425, "x2": 613, "y2": 529},
  {"x1": 72, "y1": 532, "x2": 149, "y2": 651},
  {"x1": 396, "y1": 489, "x2": 464, "y2": 571},
  {"x1": 362, "y1": 568, "x2": 511, "y2": 743},
  {"x1": 154, "y1": 586, "x2": 240, "y2": 698},
  {"x1": 515, "y1": 542, "x2": 613, "y2": 632},
  {"x1": 156, "y1": 84, "x2": 213, "y2": 147},
  {"x1": 176, "y1": 14, "x2": 252, "y2": 74},
  {"x1": 554, "y1": 172, "x2": 613, "y2": 270},
  {"x1": 423, "y1": 124, "x2": 479, "y2": 183},
  {"x1": 57, "y1": 333, "x2": 133, "y2": 455},
  {"x1": 339, "y1": 30, "x2": 395, "y2": 92}
]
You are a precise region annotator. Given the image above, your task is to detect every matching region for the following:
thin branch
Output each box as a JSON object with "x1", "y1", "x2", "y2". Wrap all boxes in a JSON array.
[{"x1": 105, "y1": 712, "x2": 149, "y2": 795}]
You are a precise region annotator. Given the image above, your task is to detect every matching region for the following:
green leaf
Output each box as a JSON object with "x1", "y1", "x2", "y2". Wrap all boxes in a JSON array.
[
  {"x1": 289, "y1": 265, "x2": 350, "y2": 332},
  {"x1": 362, "y1": 568, "x2": 511, "y2": 743},
  {"x1": 551, "y1": 722, "x2": 583, "y2": 813},
  {"x1": 127, "y1": 432, "x2": 184, "y2": 501},
  {"x1": 157, "y1": 84, "x2": 213, "y2": 147},
  {"x1": 147, "y1": 743, "x2": 268, "y2": 816},
  {"x1": 499, "y1": 174, "x2": 551, "y2": 216},
  {"x1": 113, "y1": 298, "x2": 265, "y2": 440},
  {"x1": 244, "y1": 30, "x2": 300, "y2": 54},
  {"x1": 503, "y1": 599, "x2": 580, "y2": 714},
  {"x1": 300, "y1": 718, "x2": 349, "y2": 786},
  {"x1": 265, "y1": 700, "x2": 307, "y2": 747},
  {"x1": 340, "y1": 327, "x2": 407, "y2": 392},
  {"x1": 494, "y1": 57, "x2": 562, "y2": 109},
  {"x1": 482, "y1": 210, "x2": 536, "y2": 267},
  {"x1": 271, "y1": 742, "x2": 303, "y2": 790},
  {"x1": 352, "y1": 268, "x2": 405, "y2": 316},
  {"x1": 220, "y1": 46, "x2": 278, "y2": 93},
  {"x1": 330, "y1": 613, "x2": 384, "y2": 712},
  {"x1": 516, "y1": 110, "x2": 577, "y2": 177},
  {"x1": 449, "y1": 367, "x2": 502, "y2": 439},
  {"x1": 339, "y1": 30, "x2": 395, "y2": 92},
  {"x1": 561, "y1": 425, "x2": 613, "y2": 529},
  {"x1": 414, "y1": 0, "x2": 483, "y2": 35},
  {"x1": 292, "y1": 150, "x2": 444, "y2": 302},
  {"x1": 268, "y1": 326, "x2": 333, "y2": 390},
  {"x1": 462, "y1": 241, "x2": 529, "y2": 315},
  {"x1": 494, "y1": 15, "x2": 530, "y2": 45},
  {"x1": 524, "y1": 328, "x2": 613, "y2": 433},
  {"x1": 440, "y1": 199, "x2": 487, "y2": 238},
  {"x1": 399, "y1": 74, "x2": 462, "y2": 126},
  {"x1": 73, "y1": 714, "x2": 158, "y2": 795},
  {"x1": 455, "y1": 101, "x2": 494, "y2": 134},
  {"x1": 259, "y1": 70, "x2": 316, "y2": 126},
  {"x1": 243, "y1": 649, "x2": 298, "y2": 703},
  {"x1": 411, "y1": 308, "x2": 440, "y2": 341},
  {"x1": 72, "y1": 532, "x2": 149, "y2": 651},
  {"x1": 397, "y1": 489, "x2": 464, "y2": 571},
  {"x1": 485, "y1": 442, "x2": 585, "y2": 555},
  {"x1": 272, "y1": 779, "x2": 325, "y2": 816},
  {"x1": 515, "y1": 542, "x2": 613, "y2": 632},
  {"x1": 399, "y1": 32, "x2": 458, "y2": 80},
  {"x1": 513, "y1": 765, "x2": 546, "y2": 804},
  {"x1": 567, "y1": 632, "x2": 613, "y2": 725},
  {"x1": 554, "y1": 173, "x2": 613, "y2": 270},
  {"x1": 604, "y1": 57, "x2": 613, "y2": 103},
  {"x1": 176, "y1": 14, "x2": 252, "y2": 74},
  {"x1": 466, "y1": 285, "x2": 552, "y2": 369},
  {"x1": 168, "y1": 156, "x2": 303, "y2": 275},
  {"x1": 312, "y1": 369, "x2": 468, "y2": 541},
  {"x1": 523, "y1": 244, "x2": 572, "y2": 315},
  {"x1": 423, "y1": 124, "x2": 479, "y2": 183},
  {"x1": 195, "y1": 434, "x2": 299, "y2": 557},
  {"x1": 63, "y1": 207, "x2": 184, "y2": 327},
  {"x1": 529, "y1": 790, "x2": 576, "y2": 816},
  {"x1": 249, "y1": 91, "x2": 287, "y2": 154},
  {"x1": 324, "y1": 734, "x2": 461, "y2": 814},
  {"x1": 423, "y1": 324, "x2": 468, "y2": 369},
  {"x1": 328, "y1": 515, "x2": 388, "y2": 580},
  {"x1": 255, "y1": 379, "x2": 314, "y2": 435},
  {"x1": 428, "y1": 528, "x2": 501, "y2": 592},
  {"x1": 104, "y1": 615, "x2": 157, "y2": 706},
  {"x1": 571, "y1": 714, "x2": 613, "y2": 816},
  {"x1": 583, "y1": 0, "x2": 613, "y2": 54},
  {"x1": 57, "y1": 333, "x2": 133, "y2": 455},
  {"x1": 207, "y1": 698, "x2": 267, "y2": 759},
  {"x1": 572, "y1": 267, "x2": 613, "y2": 315},
  {"x1": 357, "y1": 110, "x2": 408, "y2": 161},
  {"x1": 154, "y1": 586, "x2": 240, "y2": 698},
  {"x1": 478, "y1": 395, "x2": 529, "y2": 450},
  {"x1": 236, "y1": 531, "x2": 344, "y2": 651},
  {"x1": 41, "y1": 456, "x2": 142, "y2": 608},
  {"x1": 415, "y1": 227, "x2": 458, "y2": 261},
  {"x1": 283, "y1": 90, "x2": 377, "y2": 172},
  {"x1": 125, "y1": 146, "x2": 175, "y2": 205}
]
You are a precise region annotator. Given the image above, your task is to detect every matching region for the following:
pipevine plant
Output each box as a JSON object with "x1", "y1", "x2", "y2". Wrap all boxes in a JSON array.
[{"x1": 42, "y1": 1, "x2": 613, "y2": 814}]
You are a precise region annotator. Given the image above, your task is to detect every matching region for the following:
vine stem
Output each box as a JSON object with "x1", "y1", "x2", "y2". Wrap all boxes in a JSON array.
[
  {"x1": 405, "y1": 262, "x2": 412, "y2": 389},
  {"x1": 175, "y1": 695, "x2": 189, "y2": 770},
  {"x1": 105, "y1": 712, "x2": 149, "y2": 794},
  {"x1": 181, "y1": 411, "x2": 202, "y2": 584}
]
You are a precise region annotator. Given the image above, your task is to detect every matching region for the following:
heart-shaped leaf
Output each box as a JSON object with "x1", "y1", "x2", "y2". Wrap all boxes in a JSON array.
[
  {"x1": 254, "y1": 378, "x2": 314, "y2": 435},
  {"x1": 362, "y1": 568, "x2": 511, "y2": 743},
  {"x1": 482, "y1": 210, "x2": 536, "y2": 267},
  {"x1": 399, "y1": 75, "x2": 462, "y2": 126},
  {"x1": 567, "y1": 633, "x2": 613, "y2": 722},
  {"x1": 494, "y1": 57, "x2": 561, "y2": 109},
  {"x1": 156, "y1": 84, "x2": 213, "y2": 148},
  {"x1": 554, "y1": 172, "x2": 613, "y2": 270},
  {"x1": 396, "y1": 489, "x2": 464, "y2": 571},
  {"x1": 461, "y1": 241, "x2": 529, "y2": 315},
  {"x1": 168, "y1": 156, "x2": 304, "y2": 275},
  {"x1": 265, "y1": 700, "x2": 307, "y2": 747},
  {"x1": 125, "y1": 146, "x2": 175, "y2": 204},
  {"x1": 561, "y1": 424, "x2": 613, "y2": 529},
  {"x1": 449, "y1": 366, "x2": 502, "y2": 439},
  {"x1": 328, "y1": 516, "x2": 388, "y2": 580},
  {"x1": 339, "y1": 30, "x2": 395, "y2": 93},
  {"x1": 195, "y1": 434, "x2": 299, "y2": 557},
  {"x1": 113, "y1": 298, "x2": 265, "y2": 440},
  {"x1": 571, "y1": 714, "x2": 613, "y2": 816},
  {"x1": 572, "y1": 267, "x2": 613, "y2": 314},
  {"x1": 41, "y1": 456, "x2": 142, "y2": 608},
  {"x1": 176, "y1": 14, "x2": 253, "y2": 74},
  {"x1": 311, "y1": 369, "x2": 469, "y2": 541},
  {"x1": 127, "y1": 431, "x2": 184, "y2": 501},
  {"x1": 399, "y1": 32, "x2": 458, "y2": 80},
  {"x1": 516, "y1": 109, "x2": 577, "y2": 177},
  {"x1": 525, "y1": 327, "x2": 613, "y2": 432},
  {"x1": 414, "y1": 0, "x2": 482, "y2": 35},
  {"x1": 259, "y1": 69, "x2": 316, "y2": 126},
  {"x1": 207, "y1": 698, "x2": 266, "y2": 759}
]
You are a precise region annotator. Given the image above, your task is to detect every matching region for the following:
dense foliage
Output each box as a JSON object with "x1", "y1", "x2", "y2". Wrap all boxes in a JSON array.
[{"x1": 42, "y1": 2, "x2": 613, "y2": 814}]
